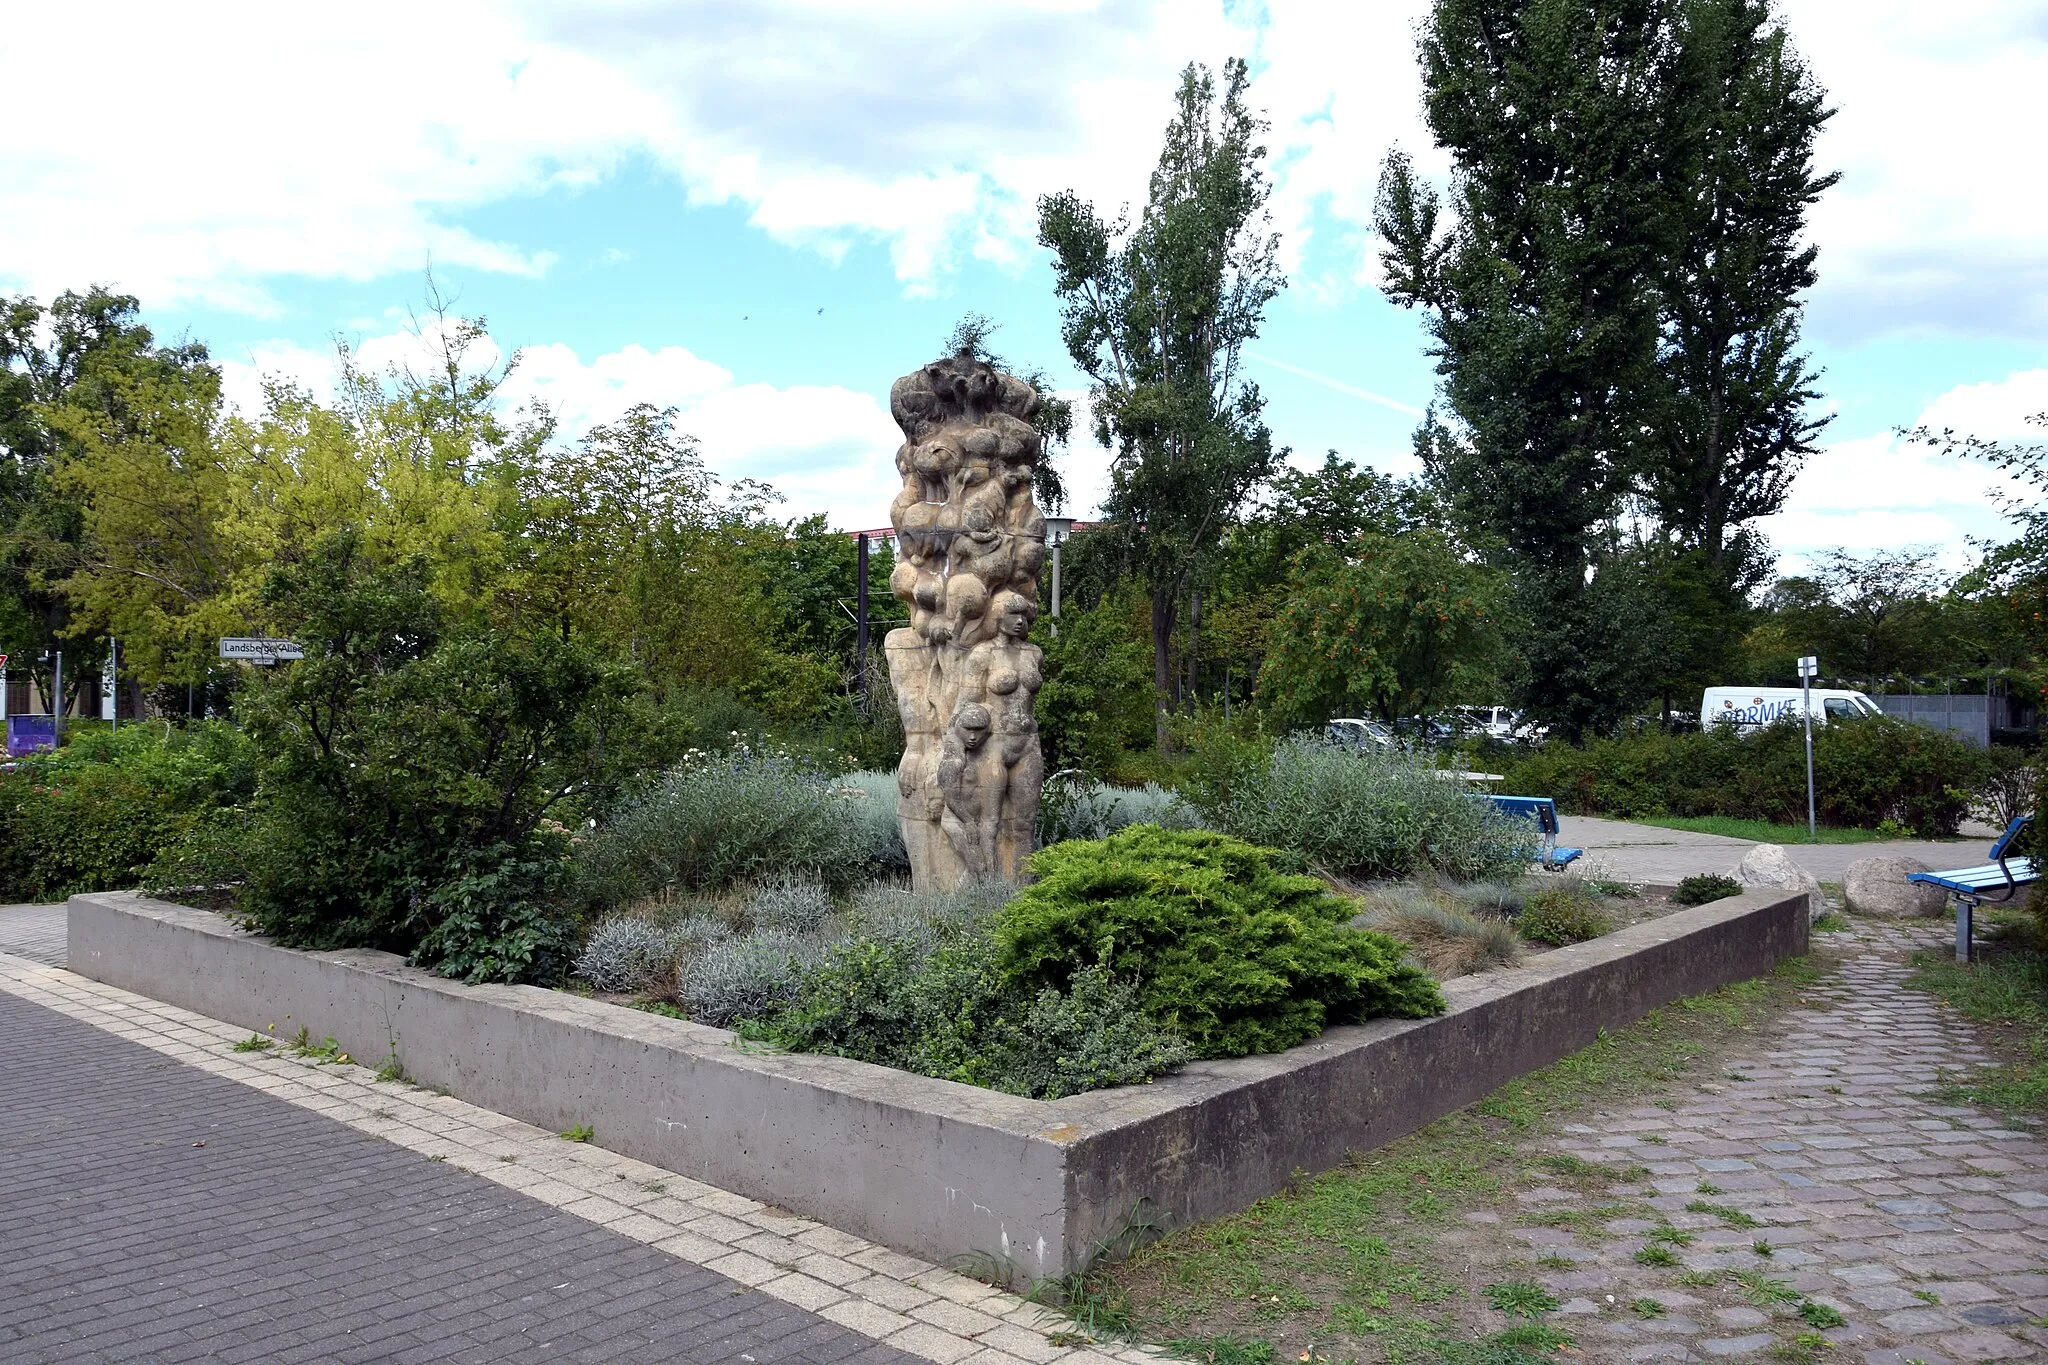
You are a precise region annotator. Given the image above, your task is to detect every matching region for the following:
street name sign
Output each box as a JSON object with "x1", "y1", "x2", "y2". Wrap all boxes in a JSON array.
[{"x1": 219, "y1": 637, "x2": 306, "y2": 664}]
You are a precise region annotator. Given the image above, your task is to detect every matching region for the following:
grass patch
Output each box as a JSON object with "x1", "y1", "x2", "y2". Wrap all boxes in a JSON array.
[
  {"x1": 1686, "y1": 1200, "x2": 1762, "y2": 1229},
  {"x1": 1630, "y1": 815, "x2": 1911, "y2": 844},
  {"x1": 1084, "y1": 955, "x2": 1821, "y2": 1362},
  {"x1": 231, "y1": 1034, "x2": 274, "y2": 1053},
  {"x1": 1905, "y1": 944, "x2": 2048, "y2": 1114},
  {"x1": 1732, "y1": 1271, "x2": 1801, "y2": 1306}
]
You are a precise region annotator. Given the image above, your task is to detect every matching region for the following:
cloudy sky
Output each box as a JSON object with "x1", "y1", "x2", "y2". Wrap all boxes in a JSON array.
[{"x1": 7, "y1": 0, "x2": 2045, "y2": 572}]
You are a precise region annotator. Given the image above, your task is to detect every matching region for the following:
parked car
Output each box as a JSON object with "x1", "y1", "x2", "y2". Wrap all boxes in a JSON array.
[
  {"x1": 1700, "y1": 686, "x2": 1881, "y2": 732},
  {"x1": 1325, "y1": 717, "x2": 1396, "y2": 750},
  {"x1": 1449, "y1": 704, "x2": 1522, "y2": 741}
]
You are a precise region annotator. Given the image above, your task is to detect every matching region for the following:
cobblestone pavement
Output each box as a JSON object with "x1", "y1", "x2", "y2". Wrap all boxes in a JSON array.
[
  {"x1": 1481, "y1": 918, "x2": 2048, "y2": 1363},
  {"x1": 0, "y1": 948, "x2": 1142, "y2": 1365},
  {"x1": 0, "y1": 902, "x2": 65, "y2": 966}
]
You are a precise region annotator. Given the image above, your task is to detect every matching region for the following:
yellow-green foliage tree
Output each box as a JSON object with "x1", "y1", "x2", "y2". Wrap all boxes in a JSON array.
[
  {"x1": 36, "y1": 299, "x2": 846, "y2": 723},
  {"x1": 1258, "y1": 531, "x2": 1501, "y2": 725}
]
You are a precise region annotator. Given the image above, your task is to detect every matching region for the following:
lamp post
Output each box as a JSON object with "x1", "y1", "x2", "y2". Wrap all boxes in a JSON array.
[
  {"x1": 1044, "y1": 517, "x2": 1074, "y2": 637},
  {"x1": 854, "y1": 532, "x2": 870, "y2": 706},
  {"x1": 1799, "y1": 654, "x2": 1818, "y2": 842}
]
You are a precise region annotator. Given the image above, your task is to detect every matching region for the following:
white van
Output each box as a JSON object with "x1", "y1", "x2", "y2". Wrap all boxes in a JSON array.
[{"x1": 1701, "y1": 686, "x2": 1882, "y2": 731}]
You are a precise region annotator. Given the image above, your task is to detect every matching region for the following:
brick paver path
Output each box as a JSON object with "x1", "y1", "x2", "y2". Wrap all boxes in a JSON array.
[
  {"x1": 0, "y1": 902, "x2": 65, "y2": 966},
  {"x1": 0, "y1": 987, "x2": 930, "y2": 1365},
  {"x1": 1485, "y1": 918, "x2": 2048, "y2": 1363},
  {"x1": 0, "y1": 933, "x2": 1135, "y2": 1365}
]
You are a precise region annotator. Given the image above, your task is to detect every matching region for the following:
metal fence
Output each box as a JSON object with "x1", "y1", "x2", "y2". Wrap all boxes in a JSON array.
[{"x1": 1876, "y1": 693, "x2": 1991, "y2": 747}]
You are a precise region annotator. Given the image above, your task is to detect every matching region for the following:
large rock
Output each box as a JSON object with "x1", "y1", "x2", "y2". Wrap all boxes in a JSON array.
[
  {"x1": 1843, "y1": 855, "x2": 1947, "y2": 918},
  {"x1": 1727, "y1": 843, "x2": 1825, "y2": 923}
]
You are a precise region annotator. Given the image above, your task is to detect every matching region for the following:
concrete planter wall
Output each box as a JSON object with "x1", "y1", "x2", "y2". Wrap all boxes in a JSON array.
[{"x1": 69, "y1": 889, "x2": 1806, "y2": 1282}]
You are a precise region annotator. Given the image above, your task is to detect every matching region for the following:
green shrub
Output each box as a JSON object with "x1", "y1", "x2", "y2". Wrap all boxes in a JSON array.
[
  {"x1": 409, "y1": 842, "x2": 580, "y2": 985},
  {"x1": 574, "y1": 748, "x2": 883, "y2": 906},
  {"x1": 836, "y1": 769, "x2": 910, "y2": 874},
  {"x1": 1188, "y1": 736, "x2": 1537, "y2": 882},
  {"x1": 1672, "y1": 873, "x2": 1743, "y2": 907},
  {"x1": 1517, "y1": 886, "x2": 1615, "y2": 946},
  {"x1": 996, "y1": 826, "x2": 1445, "y2": 1058},
  {"x1": 154, "y1": 536, "x2": 642, "y2": 985},
  {"x1": 0, "y1": 720, "x2": 254, "y2": 901},
  {"x1": 755, "y1": 916, "x2": 1189, "y2": 1099},
  {"x1": 1501, "y1": 716, "x2": 1986, "y2": 837}
]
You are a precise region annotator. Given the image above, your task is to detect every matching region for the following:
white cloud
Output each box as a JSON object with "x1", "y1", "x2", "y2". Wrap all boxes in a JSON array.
[
  {"x1": 218, "y1": 325, "x2": 906, "y2": 529},
  {"x1": 10, "y1": 1, "x2": 2041, "y2": 341},
  {"x1": 1783, "y1": 1, "x2": 2048, "y2": 340},
  {"x1": 1, "y1": 0, "x2": 1248, "y2": 308},
  {"x1": 1250, "y1": 0, "x2": 2048, "y2": 341},
  {"x1": 1756, "y1": 369, "x2": 2044, "y2": 573}
]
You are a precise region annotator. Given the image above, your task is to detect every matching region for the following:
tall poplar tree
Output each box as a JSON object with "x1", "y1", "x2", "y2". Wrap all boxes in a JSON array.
[
  {"x1": 1376, "y1": 0, "x2": 1677, "y2": 736},
  {"x1": 1644, "y1": 0, "x2": 1837, "y2": 584},
  {"x1": 1038, "y1": 58, "x2": 1284, "y2": 753},
  {"x1": 1377, "y1": 0, "x2": 1834, "y2": 735}
]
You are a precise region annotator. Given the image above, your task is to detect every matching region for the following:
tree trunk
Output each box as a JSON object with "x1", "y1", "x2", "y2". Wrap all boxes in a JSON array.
[{"x1": 1152, "y1": 589, "x2": 1177, "y2": 755}]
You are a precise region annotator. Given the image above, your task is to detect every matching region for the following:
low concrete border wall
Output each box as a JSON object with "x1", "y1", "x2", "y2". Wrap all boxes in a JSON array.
[{"x1": 68, "y1": 888, "x2": 1806, "y2": 1281}]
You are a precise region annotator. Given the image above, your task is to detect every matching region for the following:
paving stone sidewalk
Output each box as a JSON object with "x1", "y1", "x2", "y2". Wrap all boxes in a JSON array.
[
  {"x1": 0, "y1": 947, "x2": 1141, "y2": 1365},
  {"x1": 0, "y1": 901, "x2": 66, "y2": 966},
  {"x1": 1486, "y1": 918, "x2": 2048, "y2": 1363}
]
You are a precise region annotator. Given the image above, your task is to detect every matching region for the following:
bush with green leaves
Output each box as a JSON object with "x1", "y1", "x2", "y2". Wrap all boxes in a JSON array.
[
  {"x1": 997, "y1": 826, "x2": 1445, "y2": 1058},
  {"x1": 1672, "y1": 873, "x2": 1743, "y2": 907},
  {"x1": 1501, "y1": 715, "x2": 1986, "y2": 836},
  {"x1": 1187, "y1": 736, "x2": 1536, "y2": 882},
  {"x1": 149, "y1": 536, "x2": 637, "y2": 984},
  {"x1": 0, "y1": 720, "x2": 254, "y2": 901},
  {"x1": 573, "y1": 748, "x2": 881, "y2": 907},
  {"x1": 1517, "y1": 885, "x2": 1615, "y2": 946}
]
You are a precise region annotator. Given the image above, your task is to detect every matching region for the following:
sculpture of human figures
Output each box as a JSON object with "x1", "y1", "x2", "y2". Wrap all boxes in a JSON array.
[{"x1": 884, "y1": 353, "x2": 1047, "y2": 889}]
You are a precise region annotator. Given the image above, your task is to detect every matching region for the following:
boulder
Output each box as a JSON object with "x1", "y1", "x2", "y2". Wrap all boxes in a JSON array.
[
  {"x1": 1727, "y1": 843, "x2": 1824, "y2": 923},
  {"x1": 1843, "y1": 855, "x2": 1947, "y2": 919}
]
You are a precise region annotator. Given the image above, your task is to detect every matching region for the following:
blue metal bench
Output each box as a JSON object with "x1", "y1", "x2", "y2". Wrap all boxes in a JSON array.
[
  {"x1": 1489, "y1": 795, "x2": 1584, "y2": 871},
  {"x1": 1908, "y1": 815, "x2": 2037, "y2": 962}
]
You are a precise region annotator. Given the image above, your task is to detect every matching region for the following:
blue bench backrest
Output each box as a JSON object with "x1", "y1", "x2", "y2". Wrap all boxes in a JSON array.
[
  {"x1": 1990, "y1": 813, "x2": 2034, "y2": 862},
  {"x1": 1489, "y1": 795, "x2": 1560, "y2": 838}
]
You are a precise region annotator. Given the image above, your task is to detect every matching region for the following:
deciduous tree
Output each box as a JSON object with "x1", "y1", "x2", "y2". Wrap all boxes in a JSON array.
[{"x1": 1039, "y1": 59, "x2": 1284, "y2": 752}]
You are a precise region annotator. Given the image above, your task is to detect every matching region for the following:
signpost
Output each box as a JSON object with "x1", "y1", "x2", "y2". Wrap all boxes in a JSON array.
[
  {"x1": 102, "y1": 638, "x2": 118, "y2": 730},
  {"x1": 218, "y1": 638, "x2": 306, "y2": 665},
  {"x1": 1799, "y1": 654, "x2": 1819, "y2": 842}
]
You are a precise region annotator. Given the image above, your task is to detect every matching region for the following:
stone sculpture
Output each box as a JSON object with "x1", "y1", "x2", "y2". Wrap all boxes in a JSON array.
[{"x1": 885, "y1": 354, "x2": 1046, "y2": 889}]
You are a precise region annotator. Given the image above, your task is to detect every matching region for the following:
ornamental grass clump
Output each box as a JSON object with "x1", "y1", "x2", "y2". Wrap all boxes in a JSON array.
[
  {"x1": 997, "y1": 826, "x2": 1445, "y2": 1059},
  {"x1": 1364, "y1": 898, "x2": 1523, "y2": 978},
  {"x1": 1192, "y1": 736, "x2": 1535, "y2": 882}
]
